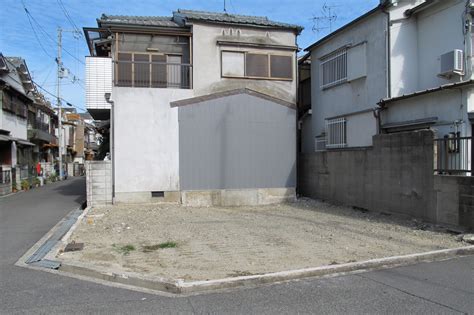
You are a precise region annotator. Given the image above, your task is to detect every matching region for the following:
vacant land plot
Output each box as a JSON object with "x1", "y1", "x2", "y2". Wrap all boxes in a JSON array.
[{"x1": 59, "y1": 198, "x2": 464, "y2": 281}]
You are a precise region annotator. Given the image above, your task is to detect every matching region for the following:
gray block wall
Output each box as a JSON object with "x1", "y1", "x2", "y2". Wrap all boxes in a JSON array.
[
  {"x1": 85, "y1": 161, "x2": 112, "y2": 206},
  {"x1": 178, "y1": 92, "x2": 296, "y2": 190},
  {"x1": 298, "y1": 130, "x2": 473, "y2": 229}
]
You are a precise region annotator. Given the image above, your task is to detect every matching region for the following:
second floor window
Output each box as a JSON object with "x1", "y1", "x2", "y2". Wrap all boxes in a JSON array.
[
  {"x1": 221, "y1": 51, "x2": 293, "y2": 81},
  {"x1": 320, "y1": 48, "x2": 347, "y2": 89}
]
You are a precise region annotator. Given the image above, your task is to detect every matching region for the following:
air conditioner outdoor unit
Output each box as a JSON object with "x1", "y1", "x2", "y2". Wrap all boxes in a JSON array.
[{"x1": 439, "y1": 49, "x2": 464, "y2": 78}]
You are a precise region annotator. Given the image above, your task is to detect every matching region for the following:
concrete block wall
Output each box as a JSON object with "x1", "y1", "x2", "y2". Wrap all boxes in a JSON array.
[
  {"x1": 434, "y1": 176, "x2": 474, "y2": 229},
  {"x1": 85, "y1": 161, "x2": 112, "y2": 207},
  {"x1": 299, "y1": 130, "x2": 473, "y2": 229},
  {"x1": 299, "y1": 131, "x2": 437, "y2": 220}
]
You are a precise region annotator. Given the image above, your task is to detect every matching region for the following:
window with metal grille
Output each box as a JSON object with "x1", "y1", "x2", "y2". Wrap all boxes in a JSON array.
[
  {"x1": 326, "y1": 117, "x2": 347, "y2": 148},
  {"x1": 320, "y1": 48, "x2": 347, "y2": 89}
]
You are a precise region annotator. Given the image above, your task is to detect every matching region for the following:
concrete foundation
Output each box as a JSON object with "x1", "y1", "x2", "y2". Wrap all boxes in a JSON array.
[
  {"x1": 114, "y1": 191, "x2": 181, "y2": 204},
  {"x1": 114, "y1": 188, "x2": 295, "y2": 206},
  {"x1": 181, "y1": 188, "x2": 296, "y2": 207}
]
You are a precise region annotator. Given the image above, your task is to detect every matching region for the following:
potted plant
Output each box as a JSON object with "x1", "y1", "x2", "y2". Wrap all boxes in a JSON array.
[{"x1": 21, "y1": 180, "x2": 30, "y2": 191}]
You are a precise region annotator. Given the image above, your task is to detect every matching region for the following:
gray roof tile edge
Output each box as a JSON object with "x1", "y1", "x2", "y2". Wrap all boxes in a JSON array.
[{"x1": 175, "y1": 10, "x2": 302, "y2": 31}]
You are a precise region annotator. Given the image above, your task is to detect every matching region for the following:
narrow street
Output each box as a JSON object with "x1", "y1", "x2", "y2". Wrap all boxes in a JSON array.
[{"x1": 0, "y1": 177, "x2": 472, "y2": 314}]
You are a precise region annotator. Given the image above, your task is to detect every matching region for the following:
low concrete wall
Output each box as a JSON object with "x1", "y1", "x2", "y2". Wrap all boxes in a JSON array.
[
  {"x1": 85, "y1": 161, "x2": 112, "y2": 207},
  {"x1": 298, "y1": 130, "x2": 473, "y2": 229}
]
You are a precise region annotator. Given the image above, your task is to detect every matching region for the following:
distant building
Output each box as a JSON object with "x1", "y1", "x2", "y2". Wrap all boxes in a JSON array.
[{"x1": 84, "y1": 9, "x2": 302, "y2": 205}]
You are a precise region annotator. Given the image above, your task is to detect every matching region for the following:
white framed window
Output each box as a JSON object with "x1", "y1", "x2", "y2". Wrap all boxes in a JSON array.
[
  {"x1": 326, "y1": 117, "x2": 347, "y2": 148},
  {"x1": 320, "y1": 48, "x2": 347, "y2": 89}
]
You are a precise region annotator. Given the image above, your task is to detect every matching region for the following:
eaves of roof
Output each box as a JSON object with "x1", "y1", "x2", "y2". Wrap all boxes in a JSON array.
[{"x1": 378, "y1": 80, "x2": 474, "y2": 105}]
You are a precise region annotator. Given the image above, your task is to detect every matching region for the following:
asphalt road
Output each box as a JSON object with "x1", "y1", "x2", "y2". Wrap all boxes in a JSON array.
[{"x1": 1, "y1": 177, "x2": 473, "y2": 314}]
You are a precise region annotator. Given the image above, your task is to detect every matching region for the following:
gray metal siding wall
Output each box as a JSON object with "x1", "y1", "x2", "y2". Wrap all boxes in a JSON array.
[{"x1": 178, "y1": 93, "x2": 296, "y2": 190}]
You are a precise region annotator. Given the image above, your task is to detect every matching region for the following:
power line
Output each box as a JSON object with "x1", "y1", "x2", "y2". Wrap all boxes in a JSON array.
[
  {"x1": 21, "y1": 1, "x2": 85, "y2": 65},
  {"x1": 57, "y1": 0, "x2": 82, "y2": 37},
  {"x1": 24, "y1": 8, "x2": 55, "y2": 59},
  {"x1": 32, "y1": 79, "x2": 86, "y2": 111}
]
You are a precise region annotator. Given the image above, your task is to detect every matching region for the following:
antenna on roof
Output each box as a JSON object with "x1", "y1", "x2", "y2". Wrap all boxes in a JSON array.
[
  {"x1": 311, "y1": 2, "x2": 340, "y2": 38},
  {"x1": 224, "y1": 0, "x2": 227, "y2": 13}
]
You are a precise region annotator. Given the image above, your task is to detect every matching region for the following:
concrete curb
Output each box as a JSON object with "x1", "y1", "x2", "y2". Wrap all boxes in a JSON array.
[
  {"x1": 56, "y1": 245, "x2": 474, "y2": 295},
  {"x1": 45, "y1": 206, "x2": 91, "y2": 261}
]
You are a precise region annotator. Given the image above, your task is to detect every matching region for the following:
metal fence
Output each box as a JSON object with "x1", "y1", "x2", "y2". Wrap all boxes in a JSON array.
[
  {"x1": 434, "y1": 135, "x2": 472, "y2": 175},
  {"x1": 115, "y1": 60, "x2": 192, "y2": 89}
]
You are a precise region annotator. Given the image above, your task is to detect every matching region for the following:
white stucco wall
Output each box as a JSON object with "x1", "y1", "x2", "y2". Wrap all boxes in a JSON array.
[
  {"x1": 389, "y1": 0, "x2": 467, "y2": 97},
  {"x1": 113, "y1": 87, "x2": 193, "y2": 193},
  {"x1": 1, "y1": 111, "x2": 27, "y2": 139},
  {"x1": 310, "y1": 10, "x2": 387, "y2": 148},
  {"x1": 346, "y1": 111, "x2": 377, "y2": 147},
  {"x1": 192, "y1": 23, "x2": 297, "y2": 104}
]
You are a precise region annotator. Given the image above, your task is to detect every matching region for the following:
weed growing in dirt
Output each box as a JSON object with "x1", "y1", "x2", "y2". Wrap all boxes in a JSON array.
[
  {"x1": 142, "y1": 241, "x2": 177, "y2": 252},
  {"x1": 112, "y1": 244, "x2": 135, "y2": 255}
]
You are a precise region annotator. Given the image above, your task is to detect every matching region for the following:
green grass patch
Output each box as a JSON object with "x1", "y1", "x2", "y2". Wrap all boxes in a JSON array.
[
  {"x1": 112, "y1": 244, "x2": 135, "y2": 255},
  {"x1": 142, "y1": 241, "x2": 177, "y2": 252}
]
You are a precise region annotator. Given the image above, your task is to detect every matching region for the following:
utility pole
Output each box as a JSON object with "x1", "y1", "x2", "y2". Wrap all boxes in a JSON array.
[{"x1": 57, "y1": 27, "x2": 63, "y2": 180}]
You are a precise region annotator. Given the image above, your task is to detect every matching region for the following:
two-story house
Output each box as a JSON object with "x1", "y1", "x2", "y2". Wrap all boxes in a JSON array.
[
  {"x1": 27, "y1": 93, "x2": 59, "y2": 164},
  {"x1": 84, "y1": 9, "x2": 302, "y2": 205},
  {"x1": 378, "y1": 0, "x2": 474, "y2": 173},
  {"x1": 0, "y1": 54, "x2": 37, "y2": 193},
  {"x1": 304, "y1": 5, "x2": 388, "y2": 150},
  {"x1": 305, "y1": 0, "x2": 474, "y2": 170}
]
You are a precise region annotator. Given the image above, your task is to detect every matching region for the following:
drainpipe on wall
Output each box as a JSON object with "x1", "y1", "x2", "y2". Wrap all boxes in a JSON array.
[
  {"x1": 378, "y1": 5, "x2": 392, "y2": 134},
  {"x1": 104, "y1": 93, "x2": 115, "y2": 204}
]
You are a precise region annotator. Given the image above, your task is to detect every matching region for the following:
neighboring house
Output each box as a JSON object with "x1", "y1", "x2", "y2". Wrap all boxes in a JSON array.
[
  {"x1": 305, "y1": 0, "x2": 474, "y2": 170},
  {"x1": 305, "y1": 5, "x2": 388, "y2": 150},
  {"x1": 84, "y1": 9, "x2": 302, "y2": 205},
  {"x1": 27, "y1": 92, "x2": 59, "y2": 164},
  {"x1": 80, "y1": 112, "x2": 100, "y2": 160},
  {"x1": 0, "y1": 54, "x2": 37, "y2": 193},
  {"x1": 379, "y1": 0, "x2": 472, "y2": 135}
]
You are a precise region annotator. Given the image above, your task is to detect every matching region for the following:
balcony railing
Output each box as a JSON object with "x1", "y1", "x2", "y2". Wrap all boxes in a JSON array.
[
  {"x1": 115, "y1": 60, "x2": 192, "y2": 89},
  {"x1": 434, "y1": 135, "x2": 472, "y2": 175}
]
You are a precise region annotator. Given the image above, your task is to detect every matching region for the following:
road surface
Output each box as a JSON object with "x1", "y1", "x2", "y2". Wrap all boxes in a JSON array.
[{"x1": 1, "y1": 177, "x2": 473, "y2": 314}]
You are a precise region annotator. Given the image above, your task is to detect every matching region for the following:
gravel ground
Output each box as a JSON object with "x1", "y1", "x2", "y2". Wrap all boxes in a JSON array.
[{"x1": 59, "y1": 198, "x2": 466, "y2": 281}]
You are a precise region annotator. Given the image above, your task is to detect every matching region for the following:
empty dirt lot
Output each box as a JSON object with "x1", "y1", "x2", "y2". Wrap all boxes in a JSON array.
[{"x1": 59, "y1": 198, "x2": 465, "y2": 281}]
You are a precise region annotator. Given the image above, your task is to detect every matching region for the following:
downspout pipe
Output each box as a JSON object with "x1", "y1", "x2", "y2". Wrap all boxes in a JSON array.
[
  {"x1": 104, "y1": 93, "x2": 115, "y2": 204},
  {"x1": 375, "y1": 5, "x2": 391, "y2": 134}
]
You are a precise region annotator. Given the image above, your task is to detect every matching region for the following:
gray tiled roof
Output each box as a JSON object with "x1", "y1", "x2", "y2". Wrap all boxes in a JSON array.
[
  {"x1": 174, "y1": 9, "x2": 302, "y2": 32},
  {"x1": 98, "y1": 14, "x2": 181, "y2": 28}
]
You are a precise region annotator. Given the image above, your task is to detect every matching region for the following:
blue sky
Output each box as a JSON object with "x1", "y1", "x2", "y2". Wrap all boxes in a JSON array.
[{"x1": 0, "y1": 0, "x2": 378, "y2": 112}]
